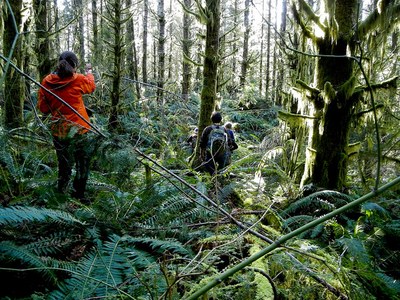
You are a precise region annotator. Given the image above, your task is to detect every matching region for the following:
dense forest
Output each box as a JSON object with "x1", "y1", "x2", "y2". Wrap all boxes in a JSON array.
[{"x1": 0, "y1": 0, "x2": 400, "y2": 299}]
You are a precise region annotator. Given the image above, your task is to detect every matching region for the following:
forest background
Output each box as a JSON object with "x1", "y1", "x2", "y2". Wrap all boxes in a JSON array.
[{"x1": 0, "y1": 0, "x2": 400, "y2": 299}]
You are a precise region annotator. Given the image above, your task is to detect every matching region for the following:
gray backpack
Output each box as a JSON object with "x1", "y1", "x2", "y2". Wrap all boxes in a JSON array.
[{"x1": 207, "y1": 125, "x2": 228, "y2": 157}]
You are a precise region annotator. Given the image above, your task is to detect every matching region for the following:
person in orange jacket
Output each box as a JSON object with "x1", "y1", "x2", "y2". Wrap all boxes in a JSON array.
[{"x1": 38, "y1": 51, "x2": 96, "y2": 201}]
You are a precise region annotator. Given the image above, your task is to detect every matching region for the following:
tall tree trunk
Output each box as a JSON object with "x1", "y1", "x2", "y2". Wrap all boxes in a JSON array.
[
  {"x1": 181, "y1": 0, "x2": 193, "y2": 102},
  {"x1": 300, "y1": 0, "x2": 359, "y2": 189},
  {"x1": 231, "y1": 0, "x2": 238, "y2": 95},
  {"x1": 142, "y1": 0, "x2": 148, "y2": 83},
  {"x1": 274, "y1": 0, "x2": 283, "y2": 105},
  {"x1": 107, "y1": 0, "x2": 124, "y2": 130},
  {"x1": 167, "y1": 0, "x2": 173, "y2": 81},
  {"x1": 152, "y1": 39, "x2": 157, "y2": 82},
  {"x1": 239, "y1": 0, "x2": 250, "y2": 87},
  {"x1": 265, "y1": 0, "x2": 271, "y2": 101},
  {"x1": 74, "y1": 0, "x2": 85, "y2": 66},
  {"x1": 191, "y1": 0, "x2": 221, "y2": 167},
  {"x1": 53, "y1": 0, "x2": 60, "y2": 54},
  {"x1": 156, "y1": 0, "x2": 165, "y2": 102},
  {"x1": 33, "y1": 0, "x2": 52, "y2": 80},
  {"x1": 99, "y1": 0, "x2": 105, "y2": 63},
  {"x1": 92, "y1": 0, "x2": 99, "y2": 64},
  {"x1": 258, "y1": 0, "x2": 265, "y2": 95},
  {"x1": 275, "y1": 0, "x2": 287, "y2": 105},
  {"x1": 3, "y1": 0, "x2": 24, "y2": 129},
  {"x1": 280, "y1": 0, "x2": 287, "y2": 32},
  {"x1": 126, "y1": 0, "x2": 140, "y2": 98}
]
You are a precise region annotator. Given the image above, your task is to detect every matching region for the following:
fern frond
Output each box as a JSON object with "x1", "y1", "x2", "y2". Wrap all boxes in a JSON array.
[
  {"x1": 121, "y1": 236, "x2": 191, "y2": 257},
  {"x1": 284, "y1": 190, "x2": 353, "y2": 216},
  {"x1": 362, "y1": 202, "x2": 391, "y2": 219},
  {"x1": 25, "y1": 231, "x2": 84, "y2": 256},
  {"x1": 376, "y1": 273, "x2": 400, "y2": 295},
  {"x1": 336, "y1": 237, "x2": 371, "y2": 265},
  {"x1": 0, "y1": 241, "x2": 57, "y2": 283},
  {"x1": 49, "y1": 234, "x2": 173, "y2": 299},
  {"x1": 383, "y1": 220, "x2": 400, "y2": 237},
  {"x1": 0, "y1": 206, "x2": 84, "y2": 226},
  {"x1": 50, "y1": 237, "x2": 133, "y2": 299}
]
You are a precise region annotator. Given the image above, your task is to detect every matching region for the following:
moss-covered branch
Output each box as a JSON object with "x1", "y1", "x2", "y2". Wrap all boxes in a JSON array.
[
  {"x1": 355, "y1": 76, "x2": 398, "y2": 94},
  {"x1": 278, "y1": 110, "x2": 318, "y2": 127},
  {"x1": 298, "y1": 0, "x2": 326, "y2": 31},
  {"x1": 177, "y1": 0, "x2": 202, "y2": 23},
  {"x1": 369, "y1": 76, "x2": 398, "y2": 90},
  {"x1": 357, "y1": 3, "x2": 400, "y2": 40},
  {"x1": 291, "y1": 2, "x2": 317, "y2": 40},
  {"x1": 296, "y1": 79, "x2": 320, "y2": 94},
  {"x1": 355, "y1": 103, "x2": 385, "y2": 118}
]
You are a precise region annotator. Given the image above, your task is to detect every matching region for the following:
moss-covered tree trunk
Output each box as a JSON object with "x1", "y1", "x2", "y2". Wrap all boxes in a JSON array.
[
  {"x1": 53, "y1": 0, "x2": 61, "y2": 54},
  {"x1": 181, "y1": 0, "x2": 193, "y2": 102},
  {"x1": 74, "y1": 0, "x2": 85, "y2": 65},
  {"x1": 3, "y1": 0, "x2": 24, "y2": 129},
  {"x1": 239, "y1": 0, "x2": 250, "y2": 87},
  {"x1": 191, "y1": 0, "x2": 221, "y2": 168},
  {"x1": 91, "y1": 0, "x2": 99, "y2": 65},
  {"x1": 33, "y1": 0, "x2": 52, "y2": 80},
  {"x1": 301, "y1": 0, "x2": 358, "y2": 190},
  {"x1": 107, "y1": 0, "x2": 124, "y2": 130}
]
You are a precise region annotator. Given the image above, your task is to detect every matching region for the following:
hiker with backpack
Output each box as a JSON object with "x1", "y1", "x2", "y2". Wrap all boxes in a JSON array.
[{"x1": 199, "y1": 112, "x2": 233, "y2": 175}]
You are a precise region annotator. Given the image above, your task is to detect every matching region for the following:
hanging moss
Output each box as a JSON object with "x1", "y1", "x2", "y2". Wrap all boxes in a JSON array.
[
  {"x1": 338, "y1": 75, "x2": 356, "y2": 100},
  {"x1": 322, "y1": 81, "x2": 336, "y2": 104}
]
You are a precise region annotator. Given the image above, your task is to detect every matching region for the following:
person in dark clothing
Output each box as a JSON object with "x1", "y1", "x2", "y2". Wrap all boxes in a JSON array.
[
  {"x1": 199, "y1": 112, "x2": 232, "y2": 175},
  {"x1": 224, "y1": 122, "x2": 238, "y2": 165},
  {"x1": 38, "y1": 51, "x2": 96, "y2": 201}
]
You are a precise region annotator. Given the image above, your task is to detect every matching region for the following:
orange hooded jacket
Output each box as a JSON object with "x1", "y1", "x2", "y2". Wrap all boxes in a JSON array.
[{"x1": 38, "y1": 73, "x2": 96, "y2": 138}]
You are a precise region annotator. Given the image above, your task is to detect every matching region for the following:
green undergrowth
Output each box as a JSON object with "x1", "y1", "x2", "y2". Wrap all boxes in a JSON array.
[{"x1": 0, "y1": 99, "x2": 399, "y2": 299}]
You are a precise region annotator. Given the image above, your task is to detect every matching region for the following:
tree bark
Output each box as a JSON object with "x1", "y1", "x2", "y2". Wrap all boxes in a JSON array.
[
  {"x1": 3, "y1": 0, "x2": 24, "y2": 129},
  {"x1": 156, "y1": 0, "x2": 166, "y2": 102},
  {"x1": 33, "y1": 0, "x2": 52, "y2": 80},
  {"x1": 191, "y1": 0, "x2": 221, "y2": 168},
  {"x1": 126, "y1": 0, "x2": 141, "y2": 98},
  {"x1": 258, "y1": 0, "x2": 265, "y2": 95},
  {"x1": 300, "y1": 0, "x2": 360, "y2": 189},
  {"x1": 230, "y1": 0, "x2": 239, "y2": 96},
  {"x1": 239, "y1": 0, "x2": 250, "y2": 87},
  {"x1": 181, "y1": 0, "x2": 193, "y2": 102},
  {"x1": 74, "y1": 0, "x2": 85, "y2": 66},
  {"x1": 107, "y1": 0, "x2": 124, "y2": 130},
  {"x1": 53, "y1": 0, "x2": 61, "y2": 54},
  {"x1": 142, "y1": 0, "x2": 149, "y2": 84},
  {"x1": 92, "y1": 0, "x2": 99, "y2": 65},
  {"x1": 264, "y1": 0, "x2": 271, "y2": 101}
]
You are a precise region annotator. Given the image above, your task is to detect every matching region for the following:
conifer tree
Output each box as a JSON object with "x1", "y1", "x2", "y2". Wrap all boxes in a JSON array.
[
  {"x1": 290, "y1": 0, "x2": 400, "y2": 190},
  {"x1": 2, "y1": 0, "x2": 24, "y2": 129}
]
